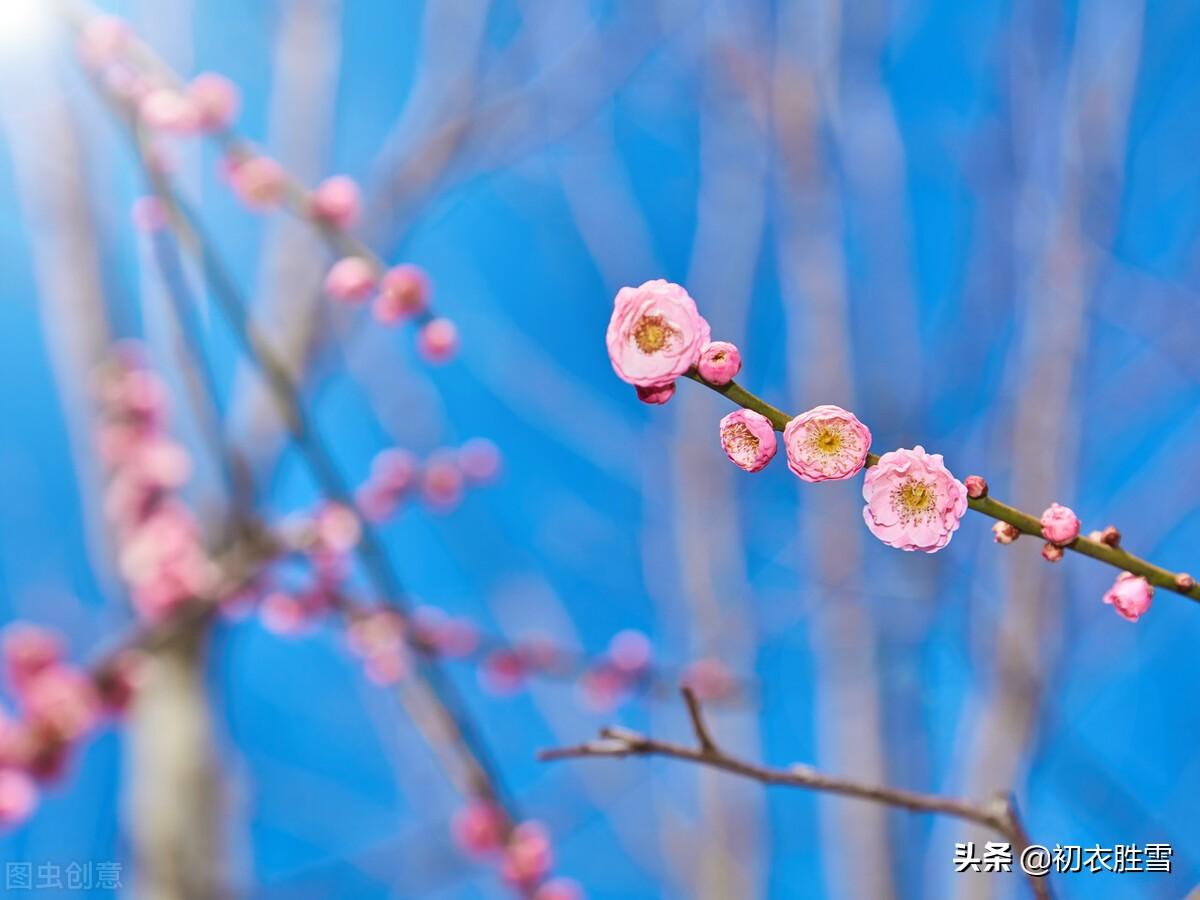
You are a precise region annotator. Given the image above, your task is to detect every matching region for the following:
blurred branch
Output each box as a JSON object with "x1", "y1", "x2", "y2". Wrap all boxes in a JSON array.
[
  {"x1": 681, "y1": 373, "x2": 1200, "y2": 602},
  {"x1": 540, "y1": 688, "x2": 1051, "y2": 900}
]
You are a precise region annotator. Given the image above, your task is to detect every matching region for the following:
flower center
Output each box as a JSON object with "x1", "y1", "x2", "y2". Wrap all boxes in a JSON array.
[
  {"x1": 633, "y1": 314, "x2": 675, "y2": 354},
  {"x1": 890, "y1": 478, "x2": 936, "y2": 525},
  {"x1": 724, "y1": 423, "x2": 759, "y2": 463},
  {"x1": 807, "y1": 425, "x2": 843, "y2": 456}
]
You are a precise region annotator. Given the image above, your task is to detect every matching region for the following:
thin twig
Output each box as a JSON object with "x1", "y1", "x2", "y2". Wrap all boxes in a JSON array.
[{"x1": 540, "y1": 689, "x2": 1052, "y2": 899}]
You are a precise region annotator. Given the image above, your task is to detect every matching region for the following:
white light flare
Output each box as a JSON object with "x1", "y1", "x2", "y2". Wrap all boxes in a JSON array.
[{"x1": 0, "y1": 0, "x2": 55, "y2": 55}]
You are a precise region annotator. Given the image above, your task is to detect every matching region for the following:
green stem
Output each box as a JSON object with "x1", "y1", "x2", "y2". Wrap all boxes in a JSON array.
[{"x1": 686, "y1": 372, "x2": 1200, "y2": 603}]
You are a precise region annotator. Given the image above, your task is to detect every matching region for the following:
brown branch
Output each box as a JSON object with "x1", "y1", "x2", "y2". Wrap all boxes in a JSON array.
[{"x1": 540, "y1": 689, "x2": 1052, "y2": 900}]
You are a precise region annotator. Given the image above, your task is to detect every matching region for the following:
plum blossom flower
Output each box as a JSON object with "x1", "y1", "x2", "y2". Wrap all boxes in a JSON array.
[
  {"x1": 862, "y1": 446, "x2": 968, "y2": 553},
  {"x1": 636, "y1": 383, "x2": 675, "y2": 405},
  {"x1": 2, "y1": 626, "x2": 64, "y2": 696},
  {"x1": 452, "y1": 799, "x2": 506, "y2": 856},
  {"x1": 1103, "y1": 572, "x2": 1153, "y2": 622},
  {"x1": 681, "y1": 658, "x2": 735, "y2": 701},
  {"x1": 1040, "y1": 503, "x2": 1080, "y2": 545},
  {"x1": 0, "y1": 769, "x2": 37, "y2": 828},
  {"x1": 417, "y1": 318, "x2": 459, "y2": 363},
  {"x1": 458, "y1": 438, "x2": 501, "y2": 484},
  {"x1": 719, "y1": 409, "x2": 777, "y2": 473},
  {"x1": 188, "y1": 73, "x2": 240, "y2": 131},
  {"x1": 783, "y1": 405, "x2": 871, "y2": 482},
  {"x1": 696, "y1": 341, "x2": 742, "y2": 385},
  {"x1": 375, "y1": 265, "x2": 429, "y2": 323},
  {"x1": 502, "y1": 821, "x2": 553, "y2": 888},
  {"x1": 310, "y1": 176, "x2": 362, "y2": 229},
  {"x1": 325, "y1": 257, "x2": 376, "y2": 303},
  {"x1": 227, "y1": 155, "x2": 287, "y2": 210},
  {"x1": 606, "y1": 280, "x2": 710, "y2": 388},
  {"x1": 608, "y1": 630, "x2": 652, "y2": 674},
  {"x1": 20, "y1": 668, "x2": 101, "y2": 743},
  {"x1": 422, "y1": 451, "x2": 465, "y2": 510}
]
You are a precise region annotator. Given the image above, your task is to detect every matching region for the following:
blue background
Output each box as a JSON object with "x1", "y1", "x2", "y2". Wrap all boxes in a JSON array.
[{"x1": 1, "y1": 1, "x2": 1198, "y2": 897}]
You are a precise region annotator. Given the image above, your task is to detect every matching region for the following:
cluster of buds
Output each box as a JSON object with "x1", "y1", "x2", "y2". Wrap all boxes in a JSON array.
[
  {"x1": 0, "y1": 626, "x2": 141, "y2": 830},
  {"x1": 355, "y1": 439, "x2": 501, "y2": 521},
  {"x1": 95, "y1": 347, "x2": 216, "y2": 622},
  {"x1": 451, "y1": 800, "x2": 583, "y2": 899},
  {"x1": 75, "y1": 13, "x2": 457, "y2": 364}
]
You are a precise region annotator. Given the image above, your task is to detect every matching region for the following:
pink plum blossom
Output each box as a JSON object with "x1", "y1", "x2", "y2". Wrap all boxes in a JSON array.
[
  {"x1": 452, "y1": 799, "x2": 506, "y2": 856},
  {"x1": 502, "y1": 821, "x2": 553, "y2": 888},
  {"x1": 228, "y1": 155, "x2": 287, "y2": 210},
  {"x1": 188, "y1": 73, "x2": 241, "y2": 131},
  {"x1": 0, "y1": 770, "x2": 37, "y2": 828},
  {"x1": 608, "y1": 630, "x2": 652, "y2": 674},
  {"x1": 606, "y1": 280, "x2": 710, "y2": 388},
  {"x1": 3, "y1": 626, "x2": 64, "y2": 696},
  {"x1": 480, "y1": 650, "x2": 527, "y2": 696},
  {"x1": 696, "y1": 341, "x2": 742, "y2": 385},
  {"x1": 260, "y1": 592, "x2": 313, "y2": 636},
  {"x1": 458, "y1": 438, "x2": 501, "y2": 485},
  {"x1": 139, "y1": 88, "x2": 201, "y2": 134},
  {"x1": 417, "y1": 318, "x2": 459, "y2": 363},
  {"x1": 374, "y1": 265, "x2": 429, "y2": 323},
  {"x1": 783, "y1": 404, "x2": 872, "y2": 482},
  {"x1": 1040, "y1": 502, "x2": 1081, "y2": 545},
  {"x1": 636, "y1": 383, "x2": 675, "y2": 405},
  {"x1": 579, "y1": 667, "x2": 627, "y2": 712},
  {"x1": 1104, "y1": 572, "x2": 1153, "y2": 622},
  {"x1": 422, "y1": 452, "x2": 465, "y2": 510},
  {"x1": 313, "y1": 503, "x2": 362, "y2": 555},
  {"x1": 310, "y1": 176, "x2": 362, "y2": 229},
  {"x1": 324, "y1": 257, "x2": 376, "y2": 303},
  {"x1": 719, "y1": 409, "x2": 777, "y2": 473},
  {"x1": 681, "y1": 658, "x2": 735, "y2": 701},
  {"x1": 862, "y1": 446, "x2": 968, "y2": 553},
  {"x1": 20, "y1": 668, "x2": 100, "y2": 743}
]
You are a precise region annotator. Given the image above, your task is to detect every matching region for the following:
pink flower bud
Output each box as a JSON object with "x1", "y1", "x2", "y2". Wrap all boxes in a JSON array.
[
  {"x1": 260, "y1": 592, "x2": 311, "y2": 636},
  {"x1": 608, "y1": 630, "x2": 652, "y2": 674},
  {"x1": 635, "y1": 382, "x2": 675, "y2": 405},
  {"x1": 452, "y1": 799, "x2": 506, "y2": 856},
  {"x1": 480, "y1": 650, "x2": 527, "y2": 696},
  {"x1": 310, "y1": 176, "x2": 362, "y2": 229},
  {"x1": 0, "y1": 770, "x2": 38, "y2": 829},
  {"x1": 1100, "y1": 525, "x2": 1121, "y2": 548},
  {"x1": 681, "y1": 658, "x2": 734, "y2": 701},
  {"x1": 188, "y1": 73, "x2": 241, "y2": 131},
  {"x1": 422, "y1": 452, "x2": 464, "y2": 511},
  {"x1": 964, "y1": 475, "x2": 988, "y2": 499},
  {"x1": 992, "y1": 522, "x2": 1020, "y2": 544},
  {"x1": 458, "y1": 438, "x2": 501, "y2": 485},
  {"x1": 314, "y1": 503, "x2": 362, "y2": 555},
  {"x1": 3, "y1": 626, "x2": 64, "y2": 696},
  {"x1": 579, "y1": 666, "x2": 627, "y2": 712},
  {"x1": 324, "y1": 257, "x2": 376, "y2": 304},
  {"x1": 374, "y1": 265, "x2": 429, "y2": 323},
  {"x1": 536, "y1": 879, "x2": 585, "y2": 900},
  {"x1": 1103, "y1": 572, "x2": 1153, "y2": 622},
  {"x1": 696, "y1": 341, "x2": 742, "y2": 385},
  {"x1": 139, "y1": 88, "x2": 201, "y2": 134},
  {"x1": 21, "y1": 667, "x2": 100, "y2": 743},
  {"x1": 371, "y1": 448, "x2": 419, "y2": 494},
  {"x1": 1176, "y1": 572, "x2": 1196, "y2": 593},
  {"x1": 719, "y1": 409, "x2": 777, "y2": 473},
  {"x1": 417, "y1": 318, "x2": 459, "y2": 363},
  {"x1": 228, "y1": 155, "x2": 287, "y2": 210},
  {"x1": 1041, "y1": 542, "x2": 1064, "y2": 563},
  {"x1": 502, "y1": 821, "x2": 553, "y2": 888},
  {"x1": 1039, "y1": 503, "x2": 1080, "y2": 545}
]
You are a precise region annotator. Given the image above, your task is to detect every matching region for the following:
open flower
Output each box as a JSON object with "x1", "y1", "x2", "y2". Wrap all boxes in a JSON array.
[
  {"x1": 783, "y1": 405, "x2": 871, "y2": 482},
  {"x1": 606, "y1": 280, "x2": 710, "y2": 388},
  {"x1": 862, "y1": 446, "x2": 968, "y2": 553},
  {"x1": 1103, "y1": 572, "x2": 1153, "y2": 622},
  {"x1": 719, "y1": 409, "x2": 777, "y2": 472}
]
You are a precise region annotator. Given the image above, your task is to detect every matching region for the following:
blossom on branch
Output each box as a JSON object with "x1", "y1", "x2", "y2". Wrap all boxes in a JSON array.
[
  {"x1": 783, "y1": 404, "x2": 872, "y2": 483},
  {"x1": 719, "y1": 409, "x2": 777, "y2": 473},
  {"x1": 862, "y1": 446, "x2": 967, "y2": 553},
  {"x1": 606, "y1": 280, "x2": 710, "y2": 388}
]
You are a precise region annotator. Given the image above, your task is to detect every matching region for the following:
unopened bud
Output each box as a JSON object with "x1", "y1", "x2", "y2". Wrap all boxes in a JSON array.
[
  {"x1": 1100, "y1": 525, "x2": 1121, "y2": 548},
  {"x1": 964, "y1": 475, "x2": 988, "y2": 499},
  {"x1": 1176, "y1": 572, "x2": 1196, "y2": 593},
  {"x1": 1041, "y1": 542, "x2": 1064, "y2": 563},
  {"x1": 992, "y1": 522, "x2": 1020, "y2": 545}
]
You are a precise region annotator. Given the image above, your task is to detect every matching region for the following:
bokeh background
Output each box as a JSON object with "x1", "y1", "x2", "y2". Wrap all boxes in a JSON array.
[{"x1": 1, "y1": 0, "x2": 1199, "y2": 898}]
